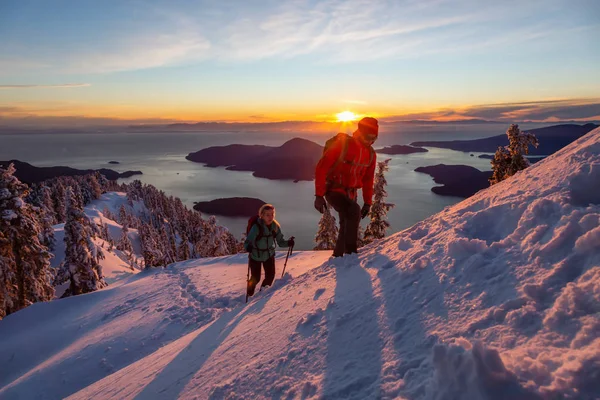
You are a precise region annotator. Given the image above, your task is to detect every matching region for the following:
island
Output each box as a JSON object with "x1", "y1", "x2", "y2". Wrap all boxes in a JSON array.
[
  {"x1": 415, "y1": 164, "x2": 492, "y2": 198},
  {"x1": 0, "y1": 160, "x2": 143, "y2": 184},
  {"x1": 187, "y1": 138, "x2": 324, "y2": 181},
  {"x1": 193, "y1": 197, "x2": 266, "y2": 217},
  {"x1": 411, "y1": 123, "x2": 598, "y2": 155},
  {"x1": 376, "y1": 145, "x2": 428, "y2": 155}
]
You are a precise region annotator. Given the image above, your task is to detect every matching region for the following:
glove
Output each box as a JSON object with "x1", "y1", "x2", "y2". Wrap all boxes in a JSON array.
[
  {"x1": 288, "y1": 236, "x2": 295, "y2": 248},
  {"x1": 361, "y1": 203, "x2": 371, "y2": 219},
  {"x1": 246, "y1": 244, "x2": 253, "y2": 253},
  {"x1": 314, "y1": 196, "x2": 327, "y2": 214}
]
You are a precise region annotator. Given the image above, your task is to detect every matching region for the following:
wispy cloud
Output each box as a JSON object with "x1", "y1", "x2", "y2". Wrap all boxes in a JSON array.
[
  {"x1": 381, "y1": 99, "x2": 600, "y2": 122},
  {"x1": 1, "y1": 0, "x2": 592, "y2": 74},
  {"x1": 0, "y1": 84, "x2": 90, "y2": 89}
]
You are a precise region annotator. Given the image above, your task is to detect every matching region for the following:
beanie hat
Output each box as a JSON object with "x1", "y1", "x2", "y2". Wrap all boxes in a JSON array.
[{"x1": 358, "y1": 117, "x2": 379, "y2": 138}]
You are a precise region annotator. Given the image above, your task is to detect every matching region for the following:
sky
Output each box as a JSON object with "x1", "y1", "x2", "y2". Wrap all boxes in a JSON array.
[{"x1": 1, "y1": 0, "x2": 599, "y2": 125}]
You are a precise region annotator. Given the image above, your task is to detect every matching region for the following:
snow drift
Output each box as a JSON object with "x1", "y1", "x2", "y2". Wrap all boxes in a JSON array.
[{"x1": 1, "y1": 128, "x2": 599, "y2": 399}]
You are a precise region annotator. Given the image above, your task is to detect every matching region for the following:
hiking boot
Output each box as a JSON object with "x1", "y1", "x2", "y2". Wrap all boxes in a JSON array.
[{"x1": 247, "y1": 282, "x2": 257, "y2": 297}]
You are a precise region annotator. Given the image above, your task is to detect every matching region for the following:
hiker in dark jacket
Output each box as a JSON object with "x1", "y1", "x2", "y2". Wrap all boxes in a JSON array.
[
  {"x1": 314, "y1": 117, "x2": 378, "y2": 257},
  {"x1": 244, "y1": 204, "x2": 294, "y2": 296}
]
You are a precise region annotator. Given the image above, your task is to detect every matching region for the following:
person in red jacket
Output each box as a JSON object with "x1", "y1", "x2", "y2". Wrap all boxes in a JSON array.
[{"x1": 314, "y1": 116, "x2": 378, "y2": 257}]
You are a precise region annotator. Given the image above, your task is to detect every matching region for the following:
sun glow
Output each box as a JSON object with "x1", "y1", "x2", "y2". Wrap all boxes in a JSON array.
[{"x1": 336, "y1": 111, "x2": 358, "y2": 122}]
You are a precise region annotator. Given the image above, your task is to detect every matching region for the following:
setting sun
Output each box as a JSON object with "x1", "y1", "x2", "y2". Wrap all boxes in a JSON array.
[{"x1": 336, "y1": 111, "x2": 358, "y2": 122}]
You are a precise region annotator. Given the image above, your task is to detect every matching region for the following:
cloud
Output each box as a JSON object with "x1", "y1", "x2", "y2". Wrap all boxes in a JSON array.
[
  {"x1": 0, "y1": 84, "x2": 90, "y2": 89},
  {"x1": 381, "y1": 99, "x2": 600, "y2": 122},
  {"x1": 2, "y1": 0, "x2": 589, "y2": 74}
]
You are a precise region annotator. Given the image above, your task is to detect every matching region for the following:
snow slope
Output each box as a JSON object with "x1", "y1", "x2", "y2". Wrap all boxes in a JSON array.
[{"x1": 1, "y1": 128, "x2": 599, "y2": 399}]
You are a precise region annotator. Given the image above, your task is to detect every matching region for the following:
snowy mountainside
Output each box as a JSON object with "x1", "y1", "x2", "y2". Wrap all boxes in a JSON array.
[
  {"x1": 50, "y1": 192, "x2": 143, "y2": 295},
  {"x1": 0, "y1": 128, "x2": 599, "y2": 399}
]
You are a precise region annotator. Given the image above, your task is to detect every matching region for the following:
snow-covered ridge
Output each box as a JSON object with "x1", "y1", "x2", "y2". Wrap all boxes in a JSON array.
[{"x1": 0, "y1": 128, "x2": 598, "y2": 399}]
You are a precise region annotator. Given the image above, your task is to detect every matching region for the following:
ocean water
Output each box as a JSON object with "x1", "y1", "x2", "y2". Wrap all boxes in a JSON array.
[{"x1": 0, "y1": 122, "x2": 550, "y2": 250}]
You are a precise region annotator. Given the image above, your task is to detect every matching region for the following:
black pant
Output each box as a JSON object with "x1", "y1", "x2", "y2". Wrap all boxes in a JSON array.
[
  {"x1": 325, "y1": 191, "x2": 361, "y2": 257},
  {"x1": 248, "y1": 256, "x2": 275, "y2": 295}
]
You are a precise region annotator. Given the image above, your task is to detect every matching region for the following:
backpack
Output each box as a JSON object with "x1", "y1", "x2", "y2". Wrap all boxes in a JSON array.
[
  {"x1": 323, "y1": 133, "x2": 375, "y2": 183},
  {"x1": 246, "y1": 215, "x2": 277, "y2": 242}
]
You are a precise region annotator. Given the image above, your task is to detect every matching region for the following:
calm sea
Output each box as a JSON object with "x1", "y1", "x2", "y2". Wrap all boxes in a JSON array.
[{"x1": 0, "y1": 122, "x2": 550, "y2": 250}]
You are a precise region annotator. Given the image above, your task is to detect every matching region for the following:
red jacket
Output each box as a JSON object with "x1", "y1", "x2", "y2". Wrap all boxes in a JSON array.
[{"x1": 315, "y1": 134, "x2": 376, "y2": 204}]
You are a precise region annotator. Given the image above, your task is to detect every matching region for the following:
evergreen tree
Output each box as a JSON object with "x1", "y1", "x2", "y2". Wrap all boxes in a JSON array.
[
  {"x1": 314, "y1": 206, "x2": 338, "y2": 250},
  {"x1": 52, "y1": 180, "x2": 66, "y2": 223},
  {"x1": 237, "y1": 233, "x2": 247, "y2": 253},
  {"x1": 102, "y1": 206, "x2": 115, "y2": 221},
  {"x1": 364, "y1": 159, "x2": 394, "y2": 244},
  {"x1": 139, "y1": 223, "x2": 163, "y2": 268},
  {"x1": 55, "y1": 187, "x2": 106, "y2": 297},
  {"x1": 41, "y1": 185, "x2": 57, "y2": 225},
  {"x1": 490, "y1": 124, "x2": 539, "y2": 185},
  {"x1": 196, "y1": 216, "x2": 230, "y2": 257},
  {"x1": 118, "y1": 204, "x2": 129, "y2": 227},
  {"x1": 88, "y1": 174, "x2": 102, "y2": 200},
  {"x1": 38, "y1": 205, "x2": 56, "y2": 251},
  {"x1": 224, "y1": 231, "x2": 239, "y2": 255},
  {"x1": 0, "y1": 230, "x2": 17, "y2": 319},
  {"x1": 178, "y1": 230, "x2": 191, "y2": 260},
  {"x1": 0, "y1": 164, "x2": 54, "y2": 318},
  {"x1": 116, "y1": 224, "x2": 134, "y2": 262},
  {"x1": 29, "y1": 185, "x2": 57, "y2": 250}
]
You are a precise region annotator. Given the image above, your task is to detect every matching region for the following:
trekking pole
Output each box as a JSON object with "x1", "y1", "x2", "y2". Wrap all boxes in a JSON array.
[
  {"x1": 281, "y1": 244, "x2": 294, "y2": 278},
  {"x1": 245, "y1": 263, "x2": 250, "y2": 303}
]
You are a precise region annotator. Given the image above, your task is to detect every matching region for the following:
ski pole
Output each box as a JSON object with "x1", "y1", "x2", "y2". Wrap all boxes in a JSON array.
[
  {"x1": 245, "y1": 263, "x2": 250, "y2": 303},
  {"x1": 281, "y1": 244, "x2": 294, "y2": 278}
]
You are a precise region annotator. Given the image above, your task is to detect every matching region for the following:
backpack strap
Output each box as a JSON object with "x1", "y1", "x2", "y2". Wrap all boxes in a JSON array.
[{"x1": 326, "y1": 134, "x2": 350, "y2": 183}]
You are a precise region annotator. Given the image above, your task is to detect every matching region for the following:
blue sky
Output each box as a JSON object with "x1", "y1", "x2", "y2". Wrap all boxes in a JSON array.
[{"x1": 0, "y1": 0, "x2": 599, "y2": 124}]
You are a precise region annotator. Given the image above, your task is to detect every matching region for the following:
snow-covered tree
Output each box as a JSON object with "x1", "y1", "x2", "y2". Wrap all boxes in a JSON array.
[
  {"x1": 88, "y1": 174, "x2": 102, "y2": 200},
  {"x1": 102, "y1": 206, "x2": 115, "y2": 221},
  {"x1": 237, "y1": 233, "x2": 247, "y2": 253},
  {"x1": 364, "y1": 159, "x2": 395, "y2": 244},
  {"x1": 51, "y1": 180, "x2": 66, "y2": 223},
  {"x1": 314, "y1": 206, "x2": 338, "y2": 250},
  {"x1": 118, "y1": 204, "x2": 130, "y2": 227},
  {"x1": 196, "y1": 216, "x2": 230, "y2": 257},
  {"x1": 490, "y1": 124, "x2": 539, "y2": 185},
  {"x1": 224, "y1": 231, "x2": 239, "y2": 255},
  {"x1": 0, "y1": 164, "x2": 54, "y2": 318},
  {"x1": 54, "y1": 187, "x2": 106, "y2": 297},
  {"x1": 29, "y1": 185, "x2": 57, "y2": 250},
  {"x1": 178, "y1": 231, "x2": 191, "y2": 260},
  {"x1": 0, "y1": 230, "x2": 17, "y2": 319},
  {"x1": 116, "y1": 224, "x2": 134, "y2": 260},
  {"x1": 139, "y1": 223, "x2": 163, "y2": 268}
]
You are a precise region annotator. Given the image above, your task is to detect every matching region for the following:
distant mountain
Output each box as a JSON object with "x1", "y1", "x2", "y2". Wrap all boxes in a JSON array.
[
  {"x1": 186, "y1": 145, "x2": 273, "y2": 167},
  {"x1": 415, "y1": 164, "x2": 492, "y2": 198},
  {"x1": 383, "y1": 118, "x2": 499, "y2": 125},
  {"x1": 411, "y1": 123, "x2": 598, "y2": 155},
  {"x1": 187, "y1": 138, "x2": 324, "y2": 181},
  {"x1": 130, "y1": 121, "x2": 337, "y2": 132},
  {"x1": 0, "y1": 160, "x2": 142, "y2": 184},
  {"x1": 193, "y1": 197, "x2": 266, "y2": 217}
]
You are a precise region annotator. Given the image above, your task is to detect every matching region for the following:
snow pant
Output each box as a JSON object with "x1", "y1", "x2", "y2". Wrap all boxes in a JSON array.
[
  {"x1": 247, "y1": 255, "x2": 276, "y2": 296},
  {"x1": 325, "y1": 191, "x2": 361, "y2": 257}
]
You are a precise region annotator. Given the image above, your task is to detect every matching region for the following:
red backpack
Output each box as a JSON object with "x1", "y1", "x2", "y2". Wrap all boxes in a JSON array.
[{"x1": 323, "y1": 133, "x2": 375, "y2": 183}]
